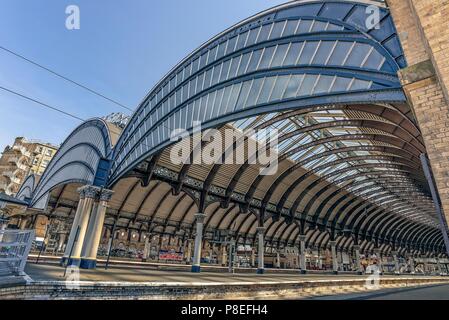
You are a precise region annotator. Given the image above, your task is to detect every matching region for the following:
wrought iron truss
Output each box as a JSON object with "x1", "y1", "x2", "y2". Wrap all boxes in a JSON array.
[{"x1": 23, "y1": 1, "x2": 446, "y2": 256}]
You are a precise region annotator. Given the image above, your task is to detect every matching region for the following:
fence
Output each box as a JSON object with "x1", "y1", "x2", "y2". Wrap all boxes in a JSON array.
[{"x1": 0, "y1": 229, "x2": 34, "y2": 276}]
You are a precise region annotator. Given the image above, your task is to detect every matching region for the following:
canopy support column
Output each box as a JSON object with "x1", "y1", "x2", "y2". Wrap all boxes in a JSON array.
[
  {"x1": 64, "y1": 185, "x2": 98, "y2": 266},
  {"x1": 330, "y1": 241, "x2": 338, "y2": 274},
  {"x1": 61, "y1": 188, "x2": 87, "y2": 266},
  {"x1": 392, "y1": 251, "x2": 400, "y2": 275},
  {"x1": 354, "y1": 245, "x2": 363, "y2": 275},
  {"x1": 299, "y1": 235, "x2": 306, "y2": 274},
  {"x1": 81, "y1": 189, "x2": 114, "y2": 269},
  {"x1": 256, "y1": 226, "x2": 265, "y2": 274},
  {"x1": 191, "y1": 213, "x2": 206, "y2": 272}
]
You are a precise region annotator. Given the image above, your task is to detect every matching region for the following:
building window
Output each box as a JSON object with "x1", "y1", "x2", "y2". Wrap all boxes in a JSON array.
[
  {"x1": 37, "y1": 146, "x2": 43, "y2": 153},
  {"x1": 33, "y1": 158, "x2": 39, "y2": 165},
  {"x1": 46, "y1": 149, "x2": 52, "y2": 156},
  {"x1": 41, "y1": 159, "x2": 49, "y2": 168}
]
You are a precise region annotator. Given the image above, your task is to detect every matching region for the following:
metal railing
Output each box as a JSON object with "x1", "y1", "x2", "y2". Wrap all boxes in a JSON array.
[{"x1": 0, "y1": 230, "x2": 34, "y2": 276}]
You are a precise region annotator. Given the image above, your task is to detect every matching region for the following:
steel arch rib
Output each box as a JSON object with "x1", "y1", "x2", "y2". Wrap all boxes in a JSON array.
[{"x1": 257, "y1": 144, "x2": 419, "y2": 218}]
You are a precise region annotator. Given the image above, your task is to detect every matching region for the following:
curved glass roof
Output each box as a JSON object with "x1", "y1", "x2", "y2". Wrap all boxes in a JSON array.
[{"x1": 108, "y1": 0, "x2": 406, "y2": 185}]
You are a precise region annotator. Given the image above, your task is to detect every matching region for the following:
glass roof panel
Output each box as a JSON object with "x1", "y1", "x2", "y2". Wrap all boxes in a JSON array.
[{"x1": 228, "y1": 106, "x2": 436, "y2": 227}]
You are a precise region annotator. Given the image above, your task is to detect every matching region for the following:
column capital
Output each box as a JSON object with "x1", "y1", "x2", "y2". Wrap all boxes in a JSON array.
[
  {"x1": 298, "y1": 235, "x2": 306, "y2": 242},
  {"x1": 99, "y1": 189, "x2": 114, "y2": 202},
  {"x1": 329, "y1": 241, "x2": 337, "y2": 246},
  {"x1": 78, "y1": 190, "x2": 86, "y2": 200},
  {"x1": 353, "y1": 245, "x2": 360, "y2": 250},
  {"x1": 194, "y1": 213, "x2": 206, "y2": 223},
  {"x1": 256, "y1": 226, "x2": 266, "y2": 233},
  {"x1": 78, "y1": 185, "x2": 100, "y2": 199}
]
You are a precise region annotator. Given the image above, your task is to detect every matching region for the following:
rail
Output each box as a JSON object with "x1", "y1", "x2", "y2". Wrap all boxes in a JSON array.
[{"x1": 0, "y1": 229, "x2": 34, "y2": 276}]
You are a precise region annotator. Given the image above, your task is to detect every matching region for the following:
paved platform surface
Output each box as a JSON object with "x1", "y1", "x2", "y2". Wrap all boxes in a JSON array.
[
  {"x1": 24, "y1": 263, "x2": 426, "y2": 283},
  {"x1": 309, "y1": 283, "x2": 449, "y2": 300},
  {"x1": 17, "y1": 263, "x2": 449, "y2": 300}
]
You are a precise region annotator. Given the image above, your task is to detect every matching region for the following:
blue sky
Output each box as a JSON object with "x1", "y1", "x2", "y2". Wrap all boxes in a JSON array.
[{"x1": 0, "y1": 0, "x2": 285, "y2": 150}]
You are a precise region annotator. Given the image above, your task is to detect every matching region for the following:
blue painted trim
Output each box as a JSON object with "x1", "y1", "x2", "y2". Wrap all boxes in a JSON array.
[
  {"x1": 66, "y1": 257, "x2": 81, "y2": 267},
  {"x1": 80, "y1": 258, "x2": 97, "y2": 269},
  {"x1": 93, "y1": 158, "x2": 112, "y2": 187},
  {"x1": 191, "y1": 265, "x2": 201, "y2": 273}
]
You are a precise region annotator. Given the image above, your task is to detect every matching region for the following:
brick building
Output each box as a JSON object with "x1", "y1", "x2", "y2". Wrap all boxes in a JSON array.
[{"x1": 0, "y1": 137, "x2": 58, "y2": 195}]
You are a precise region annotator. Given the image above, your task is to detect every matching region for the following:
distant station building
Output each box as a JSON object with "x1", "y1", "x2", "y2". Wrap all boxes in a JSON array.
[
  {"x1": 0, "y1": 137, "x2": 58, "y2": 196},
  {"x1": 2, "y1": 1, "x2": 449, "y2": 274}
]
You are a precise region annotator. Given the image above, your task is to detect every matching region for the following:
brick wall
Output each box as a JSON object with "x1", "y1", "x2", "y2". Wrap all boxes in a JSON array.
[
  {"x1": 402, "y1": 76, "x2": 449, "y2": 216},
  {"x1": 410, "y1": 0, "x2": 449, "y2": 99},
  {"x1": 387, "y1": 0, "x2": 429, "y2": 66},
  {"x1": 388, "y1": 0, "x2": 449, "y2": 230}
]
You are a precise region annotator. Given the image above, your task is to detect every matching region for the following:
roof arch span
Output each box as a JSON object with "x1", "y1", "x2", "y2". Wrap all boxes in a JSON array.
[
  {"x1": 15, "y1": 174, "x2": 36, "y2": 202},
  {"x1": 29, "y1": 119, "x2": 113, "y2": 209},
  {"x1": 108, "y1": 0, "x2": 407, "y2": 186}
]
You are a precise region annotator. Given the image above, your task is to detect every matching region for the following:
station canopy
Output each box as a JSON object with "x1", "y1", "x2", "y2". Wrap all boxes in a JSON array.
[{"x1": 15, "y1": 0, "x2": 445, "y2": 255}]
